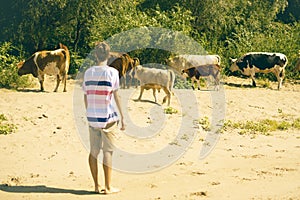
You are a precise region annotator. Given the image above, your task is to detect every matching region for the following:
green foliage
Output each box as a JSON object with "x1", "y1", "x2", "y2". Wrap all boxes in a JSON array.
[
  {"x1": 164, "y1": 107, "x2": 178, "y2": 114},
  {"x1": 256, "y1": 78, "x2": 272, "y2": 88},
  {"x1": 292, "y1": 118, "x2": 300, "y2": 129},
  {"x1": 197, "y1": 116, "x2": 211, "y2": 131},
  {"x1": 0, "y1": 42, "x2": 32, "y2": 89},
  {"x1": 174, "y1": 76, "x2": 193, "y2": 89},
  {"x1": 69, "y1": 51, "x2": 85, "y2": 75},
  {"x1": 222, "y1": 117, "x2": 300, "y2": 135},
  {"x1": 0, "y1": 114, "x2": 17, "y2": 135}
]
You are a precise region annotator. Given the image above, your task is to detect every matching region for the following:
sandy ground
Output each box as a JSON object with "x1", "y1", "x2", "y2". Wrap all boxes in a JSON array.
[{"x1": 0, "y1": 76, "x2": 300, "y2": 200}]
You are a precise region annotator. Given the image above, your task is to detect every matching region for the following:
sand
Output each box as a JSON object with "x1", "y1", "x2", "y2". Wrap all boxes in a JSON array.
[{"x1": 0, "y1": 76, "x2": 299, "y2": 200}]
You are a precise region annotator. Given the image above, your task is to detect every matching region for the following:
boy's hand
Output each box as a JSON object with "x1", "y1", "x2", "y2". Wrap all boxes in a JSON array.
[{"x1": 120, "y1": 119, "x2": 125, "y2": 131}]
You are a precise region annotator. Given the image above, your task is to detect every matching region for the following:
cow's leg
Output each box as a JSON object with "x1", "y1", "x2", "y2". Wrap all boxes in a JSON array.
[
  {"x1": 248, "y1": 68, "x2": 257, "y2": 87},
  {"x1": 137, "y1": 86, "x2": 145, "y2": 101},
  {"x1": 120, "y1": 76, "x2": 126, "y2": 89},
  {"x1": 54, "y1": 74, "x2": 61, "y2": 92},
  {"x1": 279, "y1": 68, "x2": 285, "y2": 90},
  {"x1": 152, "y1": 88, "x2": 157, "y2": 103},
  {"x1": 214, "y1": 73, "x2": 220, "y2": 91},
  {"x1": 250, "y1": 73, "x2": 256, "y2": 87},
  {"x1": 274, "y1": 67, "x2": 285, "y2": 90},
  {"x1": 127, "y1": 74, "x2": 131, "y2": 89},
  {"x1": 190, "y1": 77, "x2": 196, "y2": 90},
  {"x1": 197, "y1": 79, "x2": 201, "y2": 90},
  {"x1": 123, "y1": 75, "x2": 127, "y2": 89},
  {"x1": 251, "y1": 78, "x2": 256, "y2": 87},
  {"x1": 162, "y1": 87, "x2": 171, "y2": 106},
  {"x1": 62, "y1": 73, "x2": 68, "y2": 92},
  {"x1": 120, "y1": 77, "x2": 124, "y2": 89},
  {"x1": 38, "y1": 74, "x2": 45, "y2": 91}
]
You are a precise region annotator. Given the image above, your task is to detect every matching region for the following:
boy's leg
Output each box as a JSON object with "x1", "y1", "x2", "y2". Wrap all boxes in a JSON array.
[
  {"x1": 89, "y1": 127, "x2": 102, "y2": 193},
  {"x1": 101, "y1": 124, "x2": 120, "y2": 194},
  {"x1": 103, "y1": 151, "x2": 113, "y2": 191}
]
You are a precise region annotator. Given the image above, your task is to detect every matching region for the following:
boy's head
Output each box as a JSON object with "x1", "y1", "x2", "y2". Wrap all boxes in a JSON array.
[{"x1": 94, "y1": 41, "x2": 110, "y2": 62}]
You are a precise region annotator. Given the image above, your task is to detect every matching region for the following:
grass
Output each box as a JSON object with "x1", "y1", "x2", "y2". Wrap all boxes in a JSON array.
[
  {"x1": 256, "y1": 78, "x2": 272, "y2": 88},
  {"x1": 197, "y1": 116, "x2": 211, "y2": 131},
  {"x1": 164, "y1": 107, "x2": 178, "y2": 114},
  {"x1": 0, "y1": 114, "x2": 17, "y2": 135},
  {"x1": 221, "y1": 118, "x2": 300, "y2": 135},
  {"x1": 196, "y1": 113, "x2": 300, "y2": 136}
]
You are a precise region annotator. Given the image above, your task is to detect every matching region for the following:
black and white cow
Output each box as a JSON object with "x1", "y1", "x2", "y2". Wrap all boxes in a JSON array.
[{"x1": 230, "y1": 52, "x2": 288, "y2": 90}]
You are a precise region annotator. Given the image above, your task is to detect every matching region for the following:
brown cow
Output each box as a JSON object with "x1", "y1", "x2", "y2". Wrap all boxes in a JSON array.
[
  {"x1": 181, "y1": 64, "x2": 221, "y2": 90},
  {"x1": 17, "y1": 43, "x2": 70, "y2": 92},
  {"x1": 108, "y1": 52, "x2": 140, "y2": 89}
]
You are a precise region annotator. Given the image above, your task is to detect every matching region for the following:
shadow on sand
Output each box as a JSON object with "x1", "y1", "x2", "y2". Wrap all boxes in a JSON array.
[
  {"x1": 16, "y1": 88, "x2": 47, "y2": 93},
  {"x1": 0, "y1": 184, "x2": 97, "y2": 195},
  {"x1": 133, "y1": 99, "x2": 161, "y2": 106},
  {"x1": 223, "y1": 82, "x2": 254, "y2": 88}
]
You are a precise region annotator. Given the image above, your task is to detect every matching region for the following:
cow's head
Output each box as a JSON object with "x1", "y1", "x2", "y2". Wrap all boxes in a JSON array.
[
  {"x1": 133, "y1": 57, "x2": 140, "y2": 66},
  {"x1": 17, "y1": 60, "x2": 26, "y2": 75},
  {"x1": 167, "y1": 56, "x2": 187, "y2": 70},
  {"x1": 229, "y1": 58, "x2": 239, "y2": 72},
  {"x1": 129, "y1": 57, "x2": 140, "y2": 78},
  {"x1": 17, "y1": 56, "x2": 37, "y2": 76},
  {"x1": 133, "y1": 65, "x2": 143, "y2": 79},
  {"x1": 181, "y1": 69, "x2": 189, "y2": 79}
]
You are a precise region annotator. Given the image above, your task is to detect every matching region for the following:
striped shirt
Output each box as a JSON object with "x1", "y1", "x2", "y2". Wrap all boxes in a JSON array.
[{"x1": 83, "y1": 65, "x2": 119, "y2": 128}]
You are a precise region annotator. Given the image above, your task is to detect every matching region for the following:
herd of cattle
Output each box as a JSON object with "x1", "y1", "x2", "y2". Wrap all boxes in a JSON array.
[{"x1": 17, "y1": 44, "x2": 300, "y2": 105}]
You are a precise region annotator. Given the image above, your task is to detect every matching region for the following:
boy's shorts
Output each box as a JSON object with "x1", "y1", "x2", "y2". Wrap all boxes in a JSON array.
[{"x1": 89, "y1": 121, "x2": 118, "y2": 152}]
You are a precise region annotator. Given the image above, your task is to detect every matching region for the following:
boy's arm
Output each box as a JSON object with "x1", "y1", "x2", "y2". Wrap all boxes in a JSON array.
[
  {"x1": 113, "y1": 90, "x2": 125, "y2": 130},
  {"x1": 84, "y1": 94, "x2": 87, "y2": 109}
]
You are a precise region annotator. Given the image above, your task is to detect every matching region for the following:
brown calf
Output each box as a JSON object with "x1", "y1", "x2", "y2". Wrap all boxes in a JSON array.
[{"x1": 181, "y1": 64, "x2": 221, "y2": 90}]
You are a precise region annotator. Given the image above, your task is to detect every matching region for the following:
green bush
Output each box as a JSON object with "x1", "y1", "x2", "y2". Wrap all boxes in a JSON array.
[
  {"x1": 0, "y1": 42, "x2": 31, "y2": 89},
  {"x1": 0, "y1": 114, "x2": 17, "y2": 135}
]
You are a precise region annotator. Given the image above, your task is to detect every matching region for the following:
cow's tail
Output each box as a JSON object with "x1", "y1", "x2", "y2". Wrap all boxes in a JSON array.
[
  {"x1": 280, "y1": 55, "x2": 288, "y2": 77},
  {"x1": 216, "y1": 55, "x2": 221, "y2": 65},
  {"x1": 168, "y1": 69, "x2": 175, "y2": 92},
  {"x1": 121, "y1": 54, "x2": 129, "y2": 77},
  {"x1": 59, "y1": 43, "x2": 70, "y2": 73}
]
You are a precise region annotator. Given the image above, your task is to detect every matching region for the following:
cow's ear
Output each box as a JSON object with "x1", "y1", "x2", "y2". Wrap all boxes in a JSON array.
[
  {"x1": 133, "y1": 57, "x2": 140, "y2": 66},
  {"x1": 17, "y1": 60, "x2": 25, "y2": 68},
  {"x1": 230, "y1": 58, "x2": 237, "y2": 63}
]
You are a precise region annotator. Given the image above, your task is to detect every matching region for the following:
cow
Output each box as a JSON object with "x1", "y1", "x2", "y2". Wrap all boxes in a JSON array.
[
  {"x1": 181, "y1": 64, "x2": 221, "y2": 90},
  {"x1": 230, "y1": 52, "x2": 288, "y2": 90},
  {"x1": 108, "y1": 52, "x2": 140, "y2": 89},
  {"x1": 167, "y1": 54, "x2": 221, "y2": 90},
  {"x1": 168, "y1": 54, "x2": 221, "y2": 71},
  {"x1": 17, "y1": 43, "x2": 70, "y2": 92},
  {"x1": 134, "y1": 65, "x2": 175, "y2": 106}
]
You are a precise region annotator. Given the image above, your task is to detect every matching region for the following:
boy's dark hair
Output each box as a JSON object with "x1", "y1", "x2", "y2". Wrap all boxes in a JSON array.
[{"x1": 94, "y1": 41, "x2": 110, "y2": 62}]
